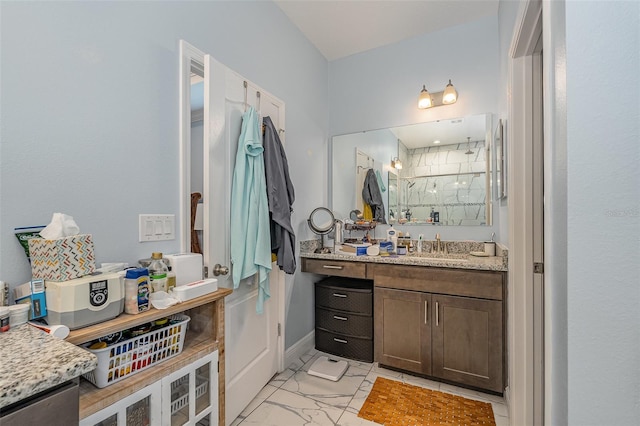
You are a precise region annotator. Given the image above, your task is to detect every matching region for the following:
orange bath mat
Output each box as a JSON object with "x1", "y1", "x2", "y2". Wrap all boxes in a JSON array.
[{"x1": 358, "y1": 377, "x2": 496, "y2": 426}]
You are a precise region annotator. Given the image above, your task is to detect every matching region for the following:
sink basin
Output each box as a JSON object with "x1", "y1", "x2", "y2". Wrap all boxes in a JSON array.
[{"x1": 405, "y1": 253, "x2": 469, "y2": 262}]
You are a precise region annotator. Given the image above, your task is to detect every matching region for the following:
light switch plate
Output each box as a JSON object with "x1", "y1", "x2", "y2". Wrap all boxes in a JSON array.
[{"x1": 139, "y1": 214, "x2": 175, "y2": 242}]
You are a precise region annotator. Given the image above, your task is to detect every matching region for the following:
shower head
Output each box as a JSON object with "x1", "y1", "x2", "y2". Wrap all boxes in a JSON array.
[{"x1": 464, "y1": 137, "x2": 474, "y2": 155}]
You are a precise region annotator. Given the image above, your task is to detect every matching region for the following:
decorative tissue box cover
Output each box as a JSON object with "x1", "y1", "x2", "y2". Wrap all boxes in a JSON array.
[{"x1": 28, "y1": 234, "x2": 96, "y2": 281}]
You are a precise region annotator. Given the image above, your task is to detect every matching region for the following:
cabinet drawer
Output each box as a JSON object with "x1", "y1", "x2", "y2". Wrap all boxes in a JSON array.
[
  {"x1": 302, "y1": 258, "x2": 367, "y2": 279},
  {"x1": 315, "y1": 278, "x2": 372, "y2": 315},
  {"x1": 315, "y1": 328, "x2": 373, "y2": 363},
  {"x1": 316, "y1": 307, "x2": 373, "y2": 338}
]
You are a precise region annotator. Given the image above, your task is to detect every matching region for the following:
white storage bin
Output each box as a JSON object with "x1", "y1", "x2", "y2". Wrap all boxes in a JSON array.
[{"x1": 82, "y1": 314, "x2": 190, "y2": 388}]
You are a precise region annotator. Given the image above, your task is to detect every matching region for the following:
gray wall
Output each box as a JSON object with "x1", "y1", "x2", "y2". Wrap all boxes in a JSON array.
[
  {"x1": 497, "y1": 1, "x2": 640, "y2": 424},
  {"x1": 0, "y1": 1, "x2": 327, "y2": 349},
  {"x1": 328, "y1": 15, "x2": 502, "y2": 243},
  {"x1": 565, "y1": 1, "x2": 639, "y2": 424}
]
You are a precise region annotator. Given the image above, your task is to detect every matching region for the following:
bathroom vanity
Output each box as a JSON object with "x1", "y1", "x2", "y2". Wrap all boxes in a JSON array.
[{"x1": 301, "y1": 242, "x2": 507, "y2": 394}]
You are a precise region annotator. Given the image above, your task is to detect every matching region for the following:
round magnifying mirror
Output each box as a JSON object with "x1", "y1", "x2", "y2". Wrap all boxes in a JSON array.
[
  {"x1": 308, "y1": 207, "x2": 335, "y2": 234},
  {"x1": 307, "y1": 207, "x2": 335, "y2": 253}
]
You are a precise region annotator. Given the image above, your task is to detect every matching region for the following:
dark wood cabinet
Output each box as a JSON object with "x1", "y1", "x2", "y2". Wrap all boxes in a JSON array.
[
  {"x1": 372, "y1": 264, "x2": 505, "y2": 393},
  {"x1": 302, "y1": 257, "x2": 506, "y2": 393},
  {"x1": 374, "y1": 287, "x2": 431, "y2": 375},
  {"x1": 431, "y1": 294, "x2": 503, "y2": 392}
]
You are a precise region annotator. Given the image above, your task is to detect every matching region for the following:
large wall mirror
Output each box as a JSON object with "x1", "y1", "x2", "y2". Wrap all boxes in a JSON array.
[{"x1": 331, "y1": 113, "x2": 493, "y2": 226}]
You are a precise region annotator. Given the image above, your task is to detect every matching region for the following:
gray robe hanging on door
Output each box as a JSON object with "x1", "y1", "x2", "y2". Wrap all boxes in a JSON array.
[
  {"x1": 362, "y1": 169, "x2": 387, "y2": 224},
  {"x1": 263, "y1": 116, "x2": 296, "y2": 274}
]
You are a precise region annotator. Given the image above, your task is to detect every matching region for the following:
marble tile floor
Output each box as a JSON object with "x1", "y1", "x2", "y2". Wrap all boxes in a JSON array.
[{"x1": 230, "y1": 349, "x2": 510, "y2": 426}]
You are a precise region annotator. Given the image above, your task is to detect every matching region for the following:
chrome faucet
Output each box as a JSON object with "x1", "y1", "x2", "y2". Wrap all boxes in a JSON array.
[{"x1": 435, "y1": 233, "x2": 442, "y2": 254}]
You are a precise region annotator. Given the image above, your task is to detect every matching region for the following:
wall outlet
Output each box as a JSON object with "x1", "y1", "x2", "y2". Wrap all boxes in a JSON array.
[{"x1": 139, "y1": 214, "x2": 175, "y2": 242}]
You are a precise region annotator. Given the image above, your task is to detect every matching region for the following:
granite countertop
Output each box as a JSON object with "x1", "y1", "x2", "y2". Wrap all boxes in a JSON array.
[
  {"x1": 0, "y1": 323, "x2": 97, "y2": 409},
  {"x1": 300, "y1": 240, "x2": 508, "y2": 272}
]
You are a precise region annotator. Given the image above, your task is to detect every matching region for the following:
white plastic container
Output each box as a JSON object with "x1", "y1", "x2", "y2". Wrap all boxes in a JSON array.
[
  {"x1": 124, "y1": 268, "x2": 151, "y2": 314},
  {"x1": 83, "y1": 314, "x2": 190, "y2": 388},
  {"x1": 386, "y1": 226, "x2": 398, "y2": 252},
  {"x1": 172, "y1": 279, "x2": 218, "y2": 302},
  {"x1": 9, "y1": 304, "x2": 30, "y2": 326}
]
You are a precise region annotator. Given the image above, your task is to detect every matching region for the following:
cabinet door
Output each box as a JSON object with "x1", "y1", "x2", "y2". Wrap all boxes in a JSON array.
[
  {"x1": 161, "y1": 351, "x2": 218, "y2": 426},
  {"x1": 432, "y1": 295, "x2": 503, "y2": 392},
  {"x1": 374, "y1": 287, "x2": 431, "y2": 375},
  {"x1": 79, "y1": 380, "x2": 162, "y2": 426}
]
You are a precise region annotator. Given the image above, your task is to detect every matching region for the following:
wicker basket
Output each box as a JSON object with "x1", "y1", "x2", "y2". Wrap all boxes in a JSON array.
[{"x1": 83, "y1": 314, "x2": 190, "y2": 388}]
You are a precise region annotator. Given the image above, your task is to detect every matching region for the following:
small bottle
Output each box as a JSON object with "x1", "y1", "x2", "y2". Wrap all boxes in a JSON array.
[
  {"x1": 166, "y1": 267, "x2": 177, "y2": 293},
  {"x1": 149, "y1": 252, "x2": 168, "y2": 293},
  {"x1": 124, "y1": 268, "x2": 150, "y2": 314},
  {"x1": 429, "y1": 207, "x2": 435, "y2": 223}
]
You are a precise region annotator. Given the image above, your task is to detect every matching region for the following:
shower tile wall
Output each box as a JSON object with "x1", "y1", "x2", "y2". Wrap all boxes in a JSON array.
[{"x1": 400, "y1": 141, "x2": 487, "y2": 226}]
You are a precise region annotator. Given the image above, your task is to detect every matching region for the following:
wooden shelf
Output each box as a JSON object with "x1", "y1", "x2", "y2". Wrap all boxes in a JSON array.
[
  {"x1": 67, "y1": 288, "x2": 232, "y2": 345},
  {"x1": 73, "y1": 287, "x2": 232, "y2": 423}
]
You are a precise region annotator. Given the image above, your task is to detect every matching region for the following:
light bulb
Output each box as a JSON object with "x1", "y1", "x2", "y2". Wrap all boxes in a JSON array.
[
  {"x1": 442, "y1": 79, "x2": 458, "y2": 104},
  {"x1": 417, "y1": 85, "x2": 432, "y2": 109}
]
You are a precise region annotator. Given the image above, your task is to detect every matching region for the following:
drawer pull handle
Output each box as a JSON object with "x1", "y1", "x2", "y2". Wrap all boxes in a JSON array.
[
  {"x1": 322, "y1": 265, "x2": 344, "y2": 270},
  {"x1": 333, "y1": 315, "x2": 348, "y2": 321},
  {"x1": 436, "y1": 301, "x2": 439, "y2": 326},
  {"x1": 424, "y1": 300, "x2": 428, "y2": 325},
  {"x1": 332, "y1": 293, "x2": 347, "y2": 298},
  {"x1": 334, "y1": 338, "x2": 348, "y2": 344}
]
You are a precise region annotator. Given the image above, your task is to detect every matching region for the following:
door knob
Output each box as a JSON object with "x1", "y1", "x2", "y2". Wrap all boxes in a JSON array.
[{"x1": 213, "y1": 264, "x2": 229, "y2": 276}]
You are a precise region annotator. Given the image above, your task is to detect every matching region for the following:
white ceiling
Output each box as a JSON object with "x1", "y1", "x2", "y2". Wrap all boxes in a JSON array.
[{"x1": 275, "y1": 0, "x2": 499, "y2": 61}]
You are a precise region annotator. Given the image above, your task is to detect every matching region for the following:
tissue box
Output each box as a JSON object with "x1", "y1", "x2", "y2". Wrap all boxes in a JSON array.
[
  {"x1": 339, "y1": 243, "x2": 370, "y2": 256},
  {"x1": 28, "y1": 234, "x2": 96, "y2": 281}
]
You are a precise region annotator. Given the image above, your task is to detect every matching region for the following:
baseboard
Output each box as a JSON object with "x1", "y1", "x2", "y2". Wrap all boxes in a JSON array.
[{"x1": 284, "y1": 330, "x2": 315, "y2": 369}]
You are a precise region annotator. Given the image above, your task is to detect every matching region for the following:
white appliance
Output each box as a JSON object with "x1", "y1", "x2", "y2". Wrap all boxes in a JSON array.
[
  {"x1": 164, "y1": 253, "x2": 203, "y2": 286},
  {"x1": 45, "y1": 272, "x2": 124, "y2": 330}
]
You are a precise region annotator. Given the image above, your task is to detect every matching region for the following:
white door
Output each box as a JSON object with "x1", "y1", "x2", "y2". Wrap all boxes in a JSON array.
[{"x1": 203, "y1": 54, "x2": 285, "y2": 425}]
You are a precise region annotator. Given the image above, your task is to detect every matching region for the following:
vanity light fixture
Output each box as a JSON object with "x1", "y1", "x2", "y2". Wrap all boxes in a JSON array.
[
  {"x1": 417, "y1": 80, "x2": 458, "y2": 109},
  {"x1": 391, "y1": 157, "x2": 403, "y2": 170}
]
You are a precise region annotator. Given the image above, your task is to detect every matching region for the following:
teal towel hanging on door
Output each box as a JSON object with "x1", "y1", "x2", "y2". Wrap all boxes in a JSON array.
[{"x1": 230, "y1": 106, "x2": 272, "y2": 313}]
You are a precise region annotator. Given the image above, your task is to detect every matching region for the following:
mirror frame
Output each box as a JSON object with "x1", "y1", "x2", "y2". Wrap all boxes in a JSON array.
[{"x1": 495, "y1": 119, "x2": 506, "y2": 200}]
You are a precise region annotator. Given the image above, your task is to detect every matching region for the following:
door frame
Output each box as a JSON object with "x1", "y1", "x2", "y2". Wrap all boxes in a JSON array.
[{"x1": 507, "y1": 0, "x2": 544, "y2": 424}]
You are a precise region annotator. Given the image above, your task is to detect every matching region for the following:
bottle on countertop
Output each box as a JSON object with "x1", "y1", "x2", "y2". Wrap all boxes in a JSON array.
[
  {"x1": 149, "y1": 252, "x2": 168, "y2": 293},
  {"x1": 386, "y1": 226, "x2": 398, "y2": 253},
  {"x1": 124, "y1": 268, "x2": 150, "y2": 314}
]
